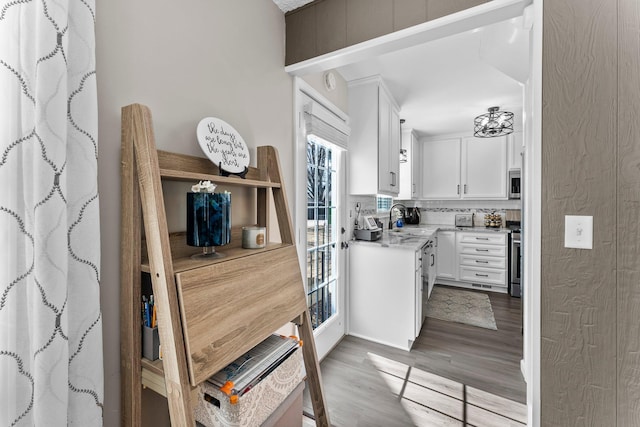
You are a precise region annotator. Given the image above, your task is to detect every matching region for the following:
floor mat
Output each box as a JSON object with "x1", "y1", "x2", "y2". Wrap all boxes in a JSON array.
[{"x1": 426, "y1": 286, "x2": 498, "y2": 330}]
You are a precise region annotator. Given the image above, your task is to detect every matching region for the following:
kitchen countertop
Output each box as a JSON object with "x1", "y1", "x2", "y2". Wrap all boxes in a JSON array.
[
  {"x1": 350, "y1": 224, "x2": 511, "y2": 251},
  {"x1": 421, "y1": 224, "x2": 512, "y2": 233}
]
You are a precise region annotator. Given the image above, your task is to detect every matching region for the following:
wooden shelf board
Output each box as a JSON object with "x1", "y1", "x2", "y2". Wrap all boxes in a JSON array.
[
  {"x1": 141, "y1": 242, "x2": 292, "y2": 274},
  {"x1": 159, "y1": 169, "x2": 281, "y2": 188},
  {"x1": 141, "y1": 358, "x2": 167, "y2": 397},
  {"x1": 142, "y1": 357, "x2": 164, "y2": 376},
  {"x1": 156, "y1": 150, "x2": 281, "y2": 188}
]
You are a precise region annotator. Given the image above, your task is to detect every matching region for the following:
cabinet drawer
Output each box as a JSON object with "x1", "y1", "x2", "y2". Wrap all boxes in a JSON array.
[
  {"x1": 458, "y1": 244, "x2": 506, "y2": 257},
  {"x1": 459, "y1": 266, "x2": 506, "y2": 286},
  {"x1": 459, "y1": 254, "x2": 506, "y2": 269},
  {"x1": 457, "y1": 232, "x2": 506, "y2": 245}
]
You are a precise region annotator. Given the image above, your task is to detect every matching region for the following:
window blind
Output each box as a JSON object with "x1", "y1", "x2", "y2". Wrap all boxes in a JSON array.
[{"x1": 303, "y1": 96, "x2": 350, "y2": 150}]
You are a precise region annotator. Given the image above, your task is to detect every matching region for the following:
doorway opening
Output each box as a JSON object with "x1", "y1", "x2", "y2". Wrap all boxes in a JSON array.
[
  {"x1": 288, "y1": 1, "x2": 542, "y2": 424},
  {"x1": 295, "y1": 80, "x2": 350, "y2": 361}
]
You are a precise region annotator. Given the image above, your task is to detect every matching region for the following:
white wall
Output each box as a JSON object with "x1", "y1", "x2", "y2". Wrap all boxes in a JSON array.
[{"x1": 95, "y1": 1, "x2": 293, "y2": 424}]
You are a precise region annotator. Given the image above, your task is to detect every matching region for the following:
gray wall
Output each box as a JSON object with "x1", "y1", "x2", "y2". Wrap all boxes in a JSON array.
[
  {"x1": 285, "y1": 0, "x2": 488, "y2": 64},
  {"x1": 541, "y1": 0, "x2": 640, "y2": 425},
  {"x1": 617, "y1": 1, "x2": 640, "y2": 423},
  {"x1": 95, "y1": 1, "x2": 293, "y2": 425}
]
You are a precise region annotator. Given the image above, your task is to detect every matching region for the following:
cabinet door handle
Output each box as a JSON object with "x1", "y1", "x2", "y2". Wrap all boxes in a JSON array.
[
  {"x1": 413, "y1": 183, "x2": 416, "y2": 194},
  {"x1": 475, "y1": 273, "x2": 489, "y2": 277},
  {"x1": 430, "y1": 254, "x2": 435, "y2": 267},
  {"x1": 475, "y1": 237, "x2": 489, "y2": 240},
  {"x1": 390, "y1": 171, "x2": 396, "y2": 187},
  {"x1": 475, "y1": 248, "x2": 489, "y2": 252},
  {"x1": 457, "y1": 184, "x2": 460, "y2": 195},
  {"x1": 464, "y1": 184, "x2": 467, "y2": 194},
  {"x1": 475, "y1": 260, "x2": 489, "y2": 264}
]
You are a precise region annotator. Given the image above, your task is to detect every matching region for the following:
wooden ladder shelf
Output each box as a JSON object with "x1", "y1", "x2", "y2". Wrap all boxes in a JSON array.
[{"x1": 120, "y1": 103, "x2": 330, "y2": 426}]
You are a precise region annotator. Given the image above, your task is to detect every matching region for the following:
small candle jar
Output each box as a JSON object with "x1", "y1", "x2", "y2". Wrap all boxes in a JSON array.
[{"x1": 242, "y1": 226, "x2": 266, "y2": 249}]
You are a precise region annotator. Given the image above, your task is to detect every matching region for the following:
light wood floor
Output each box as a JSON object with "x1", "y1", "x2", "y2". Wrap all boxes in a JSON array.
[{"x1": 303, "y1": 287, "x2": 526, "y2": 427}]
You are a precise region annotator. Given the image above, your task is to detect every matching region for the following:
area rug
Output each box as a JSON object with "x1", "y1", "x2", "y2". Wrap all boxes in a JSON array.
[{"x1": 426, "y1": 286, "x2": 498, "y2": 330}]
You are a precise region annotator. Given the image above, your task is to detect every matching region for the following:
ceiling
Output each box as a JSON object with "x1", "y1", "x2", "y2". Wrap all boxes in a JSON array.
[
  {"x1": 272, "y1": 0, "x2": 314, "y2": 13},
  {"x1": 336, "y1": 16, "x2": 529, "y2": 138}
]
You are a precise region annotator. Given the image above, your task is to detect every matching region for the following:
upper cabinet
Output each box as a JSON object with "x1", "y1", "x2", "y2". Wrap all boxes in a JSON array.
[
  {"x1": 421, "y1": 138, "x2": 461, "y2": 199},
  {"x1": 398, "y1": 129, "x2": 421, "y2": 200},
  {"x1": 507, "y1": 131, "x2": 523, "y2": 170},
  {"x1": 461, "y1": 136, "x2": 508, "y2": 199},
  {"x1": 349, "y1": 76, "x2": 401, "y2": 196},
  {"x1": 421, "y1": 136, "x2": 508, "y2": 200}
]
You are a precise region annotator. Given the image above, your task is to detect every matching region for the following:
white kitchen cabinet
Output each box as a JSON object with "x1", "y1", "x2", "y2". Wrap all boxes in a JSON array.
[
  {"x1": 398, "y1": 129, "x2": 422, "y2": 199},
  {"x1": 421, "y1": 138, "x2": 461, "y2": 199},
  {"x1": 421, "y1": 136, "x2": 508, "y2": 200},
  {"x1": 456, "y1": 231, "x2": 508, "y2": 292},
  {"x1": 349, "y1": 243, "x2": 421, "y2": 351},
  {"x1": 384, "y1": 101, "x2": 401, "y2": 193},
  {"x1": 348, "y1": 76, "x2": 401, "y2": 196},
  {"x1": 436, "y1": 231, "x2": 457, "y2": 280},
  {"x1": 507, "y1": 131, "x2": 523, "y2": 170},
  {"x1": 461, "y1": 136, "x2": 508, "y2": 199},
  {"x1": 414, "y1": 249, "x2": 423, "y2": 338},
  {"x1": 436, "y1": 230, "x2": 508, "y2": 293}
]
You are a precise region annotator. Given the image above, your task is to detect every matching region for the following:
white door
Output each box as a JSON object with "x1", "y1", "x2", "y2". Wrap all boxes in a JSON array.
[
  {"x1": 305, "y1": 139, "x2": 347, "y2": 359},
  {"x1": 377, "y1": 88, "x2": 392, "y2": 193},
  {"x1": 421, "y1": 138, "x2": 461, "y2": 199},
  {"x1": 507, "y1": 131, "x2": 524, "y2": 170},
  {"x1": 436, "y1": 231, "x2": 457, "y2": 279},
  {"x1": 461, "y1": 136, "x2": 508, "y2": 199},
  {"x1": 295, "y1": 80, "x2": 348, "y2": 360}
]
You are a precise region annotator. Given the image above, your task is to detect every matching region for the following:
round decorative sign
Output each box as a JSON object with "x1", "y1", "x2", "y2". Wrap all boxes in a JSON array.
[{"x1": 196, "y1": 117, "x2": 250, "y2": 175}]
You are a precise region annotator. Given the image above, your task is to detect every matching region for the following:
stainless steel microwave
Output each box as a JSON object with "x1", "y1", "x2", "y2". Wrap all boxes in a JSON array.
[{"x1": 509, "y1": 169, "x2": 521, "y2": 199}]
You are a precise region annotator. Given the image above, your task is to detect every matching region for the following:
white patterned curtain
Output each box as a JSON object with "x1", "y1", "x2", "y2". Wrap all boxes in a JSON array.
[{"x1": 0, "y1": 1, "x2": 103, "y2": 425}]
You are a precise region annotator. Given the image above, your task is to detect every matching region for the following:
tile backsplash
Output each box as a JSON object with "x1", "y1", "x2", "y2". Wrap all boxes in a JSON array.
[
  {"x1": 395, "y1": 199, "x2": 521, "y2": 227},
  {"x1": 347, "y1": 195, "x2": 521, "y2": 230},
  {"x1": 421, "y1": 209, "x2": 507, "y2": 226}
]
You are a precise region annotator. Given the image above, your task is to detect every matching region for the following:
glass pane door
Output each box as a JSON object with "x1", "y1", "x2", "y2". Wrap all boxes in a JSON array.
[{"x1": 306, "y1": 136, "x2": 338, "y2": 329}]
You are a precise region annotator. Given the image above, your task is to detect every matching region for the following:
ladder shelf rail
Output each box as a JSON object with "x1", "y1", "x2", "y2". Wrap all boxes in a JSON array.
[{"x1": 120, "y1": 103, "x2": 330, "y2": 427}]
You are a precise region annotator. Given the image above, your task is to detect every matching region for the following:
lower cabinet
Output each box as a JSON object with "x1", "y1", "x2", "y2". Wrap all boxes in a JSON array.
[
  {"x1": 415, "y1": 247, "x2": 427, "y2": 338},
  {"x1": 436, "y1": 230, "x2": 508, "y2": 293},
  {"x1": 436, "y1": 231, "x2": 457, "y2": 279},
  {"x1": 349, "y1": 243, "x2": 423, "y2": 351}
]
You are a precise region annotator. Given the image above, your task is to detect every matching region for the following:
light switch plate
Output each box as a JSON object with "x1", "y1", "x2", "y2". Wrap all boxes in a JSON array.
[{"x1": 564, "y1": 215, "x2": 593, "y2": 249}]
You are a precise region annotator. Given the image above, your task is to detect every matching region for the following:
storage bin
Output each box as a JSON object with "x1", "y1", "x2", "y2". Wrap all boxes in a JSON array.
[
  {"x1": 194, "y1": 346, "x2": 304, "y2": 427},
  {"x1": 142, "y1": 326, "x2": 159, "y2": 361}
]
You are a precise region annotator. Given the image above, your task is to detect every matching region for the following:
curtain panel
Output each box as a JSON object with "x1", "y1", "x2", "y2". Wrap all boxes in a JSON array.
[{"x1": 0, "y1": 1, "x2": 103, "y2": 425}]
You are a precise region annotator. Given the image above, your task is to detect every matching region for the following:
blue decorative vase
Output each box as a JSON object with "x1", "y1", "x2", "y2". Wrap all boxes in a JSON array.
[{"x1": 187, "y1": 192, "x2": 231, "y2": 258}]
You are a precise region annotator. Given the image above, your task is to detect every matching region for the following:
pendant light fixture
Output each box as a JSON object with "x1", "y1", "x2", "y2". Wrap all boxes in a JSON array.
[{"x1": 473, "y1": 106, "x2": 514, "y2": 138}]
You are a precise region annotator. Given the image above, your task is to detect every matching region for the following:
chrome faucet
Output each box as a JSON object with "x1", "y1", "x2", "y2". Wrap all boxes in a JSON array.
[{"x1": 388, "y1": 203, "x2": 406, "y2": 230}]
